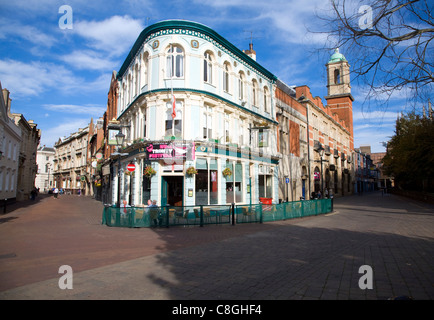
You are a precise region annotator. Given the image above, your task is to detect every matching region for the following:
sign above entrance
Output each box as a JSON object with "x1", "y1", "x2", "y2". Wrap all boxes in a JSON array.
[{"x1": 146, "y1": 141, "x2": 195, "y2": 161}]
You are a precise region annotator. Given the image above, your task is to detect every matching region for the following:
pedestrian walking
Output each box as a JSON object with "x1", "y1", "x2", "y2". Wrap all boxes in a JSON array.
[
  {"x1": 30, "y1": 188, "x2": 37, "y2": 201},
  {"x1": 54, "y1": 187, "x2": 59, "y2": 199}
]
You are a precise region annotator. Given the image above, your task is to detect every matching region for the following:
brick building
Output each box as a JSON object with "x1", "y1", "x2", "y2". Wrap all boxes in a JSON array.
[{"x1": 276, "y1": 49, "x2": 354, "y2": 201}]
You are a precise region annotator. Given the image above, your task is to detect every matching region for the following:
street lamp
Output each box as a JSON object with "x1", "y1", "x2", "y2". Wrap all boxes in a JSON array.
[
  {"x1": 116, "y1": 131, "x2": 125, "y2": 146},
  {"x1": 114, "y1": 131, "x2": 127, "y2": 208},
  {"x1": 317, "y1": 145, "x2": 325, "y2": 197}
]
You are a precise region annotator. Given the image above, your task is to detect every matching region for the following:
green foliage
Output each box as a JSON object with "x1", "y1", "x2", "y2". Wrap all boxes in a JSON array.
[{"x1": 383, "y1": 112, "x2": 434, "y2": 191}]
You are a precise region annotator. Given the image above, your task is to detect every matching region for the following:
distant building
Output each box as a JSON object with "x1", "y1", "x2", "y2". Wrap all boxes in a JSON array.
[
  {"x1": 370, "y1": 151, "x2": 393, "y2": 189},
  {"x1": 35, "y1": 145, "x2": 55, "y2": 192},
  {"x1": 0, "y1": 82, "x2": 22, "y2": 204},
  {"x1": 86, "y1": 117, "x2": 105, "y2": 199},
  {"x1": 1, "y1": 84, "x2": 40, "y2": 202},
  {"x1": 354, "y1": 145, "x2": 380, "y2": 193},
  {"x1": 9, "y1": 114, "x2": 40, "y2": 201},
  {"x1": 53, "y1": 126, "x2": 89, "y2": 195}
]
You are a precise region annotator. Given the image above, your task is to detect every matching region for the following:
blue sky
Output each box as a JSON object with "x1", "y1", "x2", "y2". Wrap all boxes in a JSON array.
[{"x1": 0, "y1": 0, "x2": 412, "y2": 152}]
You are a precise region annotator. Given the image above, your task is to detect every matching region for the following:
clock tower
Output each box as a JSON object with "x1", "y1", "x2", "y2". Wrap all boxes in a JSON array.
[{"x1": 325, "y1": 48, "x2": 354, "y2": 150}]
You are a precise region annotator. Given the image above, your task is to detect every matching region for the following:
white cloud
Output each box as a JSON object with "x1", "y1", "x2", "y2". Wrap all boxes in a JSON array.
[
  {"x1": 74, "y1": 15, "x2": 144, "y2": 57},
  {"x1": 43, "y1": 104, "x2": 106, "y2": 115},
  {"x1": 0, "y1": 59, "x2": 79, "y2": 97},
  {"x1": 353, "y1": 111, "x2": 399, "y2": 122},
  {"x1": 0, "y1": 18, "x2": 56, "y2": 47},
  {"x1": 0, "y1": 59, "x2": 112, "y2": 98},
  {"x1": 60, "y1": 50, "x2": 118, "y2": 71},
  {"x1": 194, "y1": 0, "x2": 329, "y2": 45},
  {"x1": 41, "y1": 118, "x2": 91, "y2": 147}
]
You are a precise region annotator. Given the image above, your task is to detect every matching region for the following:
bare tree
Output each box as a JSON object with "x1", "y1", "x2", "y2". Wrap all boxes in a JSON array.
[{"x1": 316, "y1": 0, "x2": 433, "y2": 107}]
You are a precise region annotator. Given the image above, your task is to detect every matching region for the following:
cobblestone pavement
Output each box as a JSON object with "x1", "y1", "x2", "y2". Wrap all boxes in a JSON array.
[{"x1": 0, "y1": 191, "x2": 433, "y2": 300}]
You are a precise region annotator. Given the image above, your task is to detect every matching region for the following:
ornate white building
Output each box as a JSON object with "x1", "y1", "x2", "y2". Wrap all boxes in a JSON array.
[{"x1": 111, "y1": 20, "x2": 280, "y2": 207}]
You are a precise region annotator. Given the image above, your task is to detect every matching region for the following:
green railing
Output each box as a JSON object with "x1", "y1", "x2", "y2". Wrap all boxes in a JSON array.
[{"x1": 102, "y1": 199, "x2": 332, "y2": 228}]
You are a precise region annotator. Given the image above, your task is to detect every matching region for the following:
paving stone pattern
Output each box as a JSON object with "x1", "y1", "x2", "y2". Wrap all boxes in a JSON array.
[{"x1": 0, "y1": 192, "x2": 433, "y2": 300}]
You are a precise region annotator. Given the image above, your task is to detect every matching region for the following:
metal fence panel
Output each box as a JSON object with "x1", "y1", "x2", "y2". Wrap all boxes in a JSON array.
[{"x1": 102, "y1": 199, "x2": 332, "y2": 228}]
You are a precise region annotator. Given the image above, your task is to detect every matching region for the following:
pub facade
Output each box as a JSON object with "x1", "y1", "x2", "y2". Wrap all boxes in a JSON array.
[{"x1": 110, "y1": 20, "x2": 280, "y2": 208}]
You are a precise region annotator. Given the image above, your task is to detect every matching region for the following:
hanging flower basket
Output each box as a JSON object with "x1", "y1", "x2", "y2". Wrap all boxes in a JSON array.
[
  {"x1": 222, "y1": 167, "x2": 232, "y2": 177},
  {"x1": 143, "y1": 166, "x2": 156, "y2": 178},
  {"x1": 186, "y1": 166, "x2": 198, "y2": 176}
]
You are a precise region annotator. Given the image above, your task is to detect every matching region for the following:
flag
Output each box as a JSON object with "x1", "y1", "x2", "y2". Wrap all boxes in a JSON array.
[{"x1": 172, "y1": 94, "x2": 176, "y2": 119}]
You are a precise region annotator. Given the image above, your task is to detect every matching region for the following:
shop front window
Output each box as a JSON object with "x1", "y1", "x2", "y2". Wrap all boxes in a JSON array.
[
  {"x1": 225, "y1": 161, "x2": 243, "y2": 203},
  {"x1": 195, "y1": 158, "x2": 218, "y2": 205},
  {"x1": 259, "y1": 175, "x2": 272, "y2": 198}
]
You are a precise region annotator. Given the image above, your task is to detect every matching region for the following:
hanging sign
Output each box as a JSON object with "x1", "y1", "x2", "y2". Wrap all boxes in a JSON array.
[{"x1": 146, "y1": 141, "x2": 195, "y2": 161}]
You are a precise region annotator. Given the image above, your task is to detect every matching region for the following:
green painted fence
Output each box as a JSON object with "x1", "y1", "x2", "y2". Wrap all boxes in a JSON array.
[{"x1": 102, "y1": 199, "x2": 332, "y2": 228}]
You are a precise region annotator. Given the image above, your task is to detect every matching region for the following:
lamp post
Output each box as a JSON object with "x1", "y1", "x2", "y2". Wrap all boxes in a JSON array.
[
  {"x1": 115, "y1": 131, "x2": 125, "y2": 208},
  {"x1": 317, "y1": 145, "x2": 325, "y2": 197}
]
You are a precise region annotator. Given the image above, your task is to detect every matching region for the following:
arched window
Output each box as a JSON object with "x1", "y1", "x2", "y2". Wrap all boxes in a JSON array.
[
  {"x1": 264, "y1": 86, "x2": 270, "y2": 113},
  {"x1": 204, "y1": 51, "x2": 213, "y2": 84},
  {"x1": 238, "y1": 71, "x2": 245, "y2": 101},
  {"x1": 252, "y1": 79, "x2": 258, "y2": 107},
  {"x1": 128, "y1": 74, "x2": 133, "y2": 103},
  {"x1": 142, "y1": 52, "x2": 149, "y2": 88},
  {"x1": 334, "y1": 69, "x2": 340, "y2": 84},
  {"x1": 166, "y1": 45, "x2": 184, "y2": 78},
  {"x1": 134, "y1": 64, "x2": 139, "y2": 97},
  {"x1": 223, "y1": 62, "x2": 230, "y2": 93},
  {"x1": 122, "y1": 82, "x2": 127, "y2": 109}
]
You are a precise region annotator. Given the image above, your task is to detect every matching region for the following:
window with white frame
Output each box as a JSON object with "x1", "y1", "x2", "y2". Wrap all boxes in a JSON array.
[
  {"x1": 239, "y1": 119, "x2": 245, "y2": 146},
  {"x1": 203, "y1": 51, "x2": 213, "y2": 84},
  {"x1": 224, "y1": 114, "x2": 230, "y2": 143},
  {"x1": 166, "y1": 45, "x2": 184, "y2": 78},
  {"x1": 128, "y1": 74, "x2": 133, "y2": 104},
  {"x1": 165, "y1": 102, "x2": 183, "y2": 138},
  {"x1": 142, "y1": 52, "x2": 149, "y2": 88},
  {"x1": 202, "y1": 106, "x2": 212, "y2": 140},
  {"x1": 122, "y1": 82, "x2": 127, "y2": 110},
  {"x1": 252, "y1": 80, "x2": 258, "y2": 107},
  {"x1": 223, "y1": 62, "x2": 230, "y2": 93},
  {"x1": 134, "y1": 64, "x2": 139, "y2": 97},
  {"x1": 238, "y1": 71, "x2": 245, "y2": 101},
  {"x1": 264, "y1": 86, "x2": 270, "y2": 113}
]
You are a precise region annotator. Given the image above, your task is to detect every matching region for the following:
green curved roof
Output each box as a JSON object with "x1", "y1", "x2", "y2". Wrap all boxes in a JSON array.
[
  {"x1": 117, "y1": 19, "x2": 277, "y2": 81},
  {"x1": 328, "y1": 48, "x2": 347, "y2": 63}
]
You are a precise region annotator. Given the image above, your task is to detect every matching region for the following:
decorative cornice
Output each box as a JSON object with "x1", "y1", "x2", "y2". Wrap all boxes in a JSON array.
[{"x1": 117, "y1": 20, "x2": 277, "y2": 82}]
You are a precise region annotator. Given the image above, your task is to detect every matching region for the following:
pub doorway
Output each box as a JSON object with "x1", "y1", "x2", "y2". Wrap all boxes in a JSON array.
[{"x1": 161, "y1": 176, "x2": 184, "y2": 207}]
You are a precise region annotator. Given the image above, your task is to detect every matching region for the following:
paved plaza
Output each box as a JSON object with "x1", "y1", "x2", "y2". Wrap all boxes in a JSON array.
[{"x1": 0, "y1": 191, "x2": 433, "y2": 300}]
